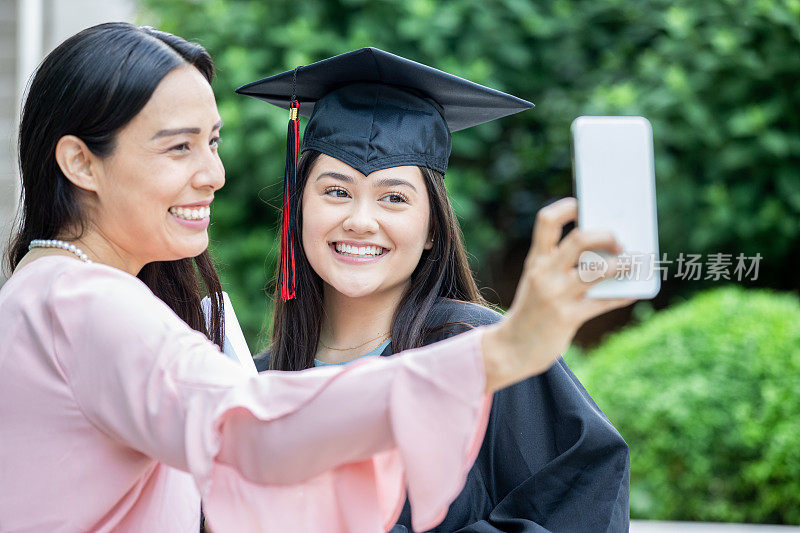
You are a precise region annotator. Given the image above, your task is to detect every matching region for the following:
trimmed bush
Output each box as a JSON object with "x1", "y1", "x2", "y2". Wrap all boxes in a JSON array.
[{"x1": 573, "y1": 287, "x2": 800, "y2": 524}]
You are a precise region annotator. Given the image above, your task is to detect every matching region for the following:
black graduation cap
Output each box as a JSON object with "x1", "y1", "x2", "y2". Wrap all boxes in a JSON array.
[
  {"x1": 236, "y1": 47, "x2": 534, "y2": 176},
  {"x1": 235, "y1": 47, "x2": 534, "y2": 300}
]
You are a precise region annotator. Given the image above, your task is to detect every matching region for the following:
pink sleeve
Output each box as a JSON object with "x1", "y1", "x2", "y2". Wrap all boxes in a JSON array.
[{"x1": 50, "y1": 265, "x2": 492, "y2": 532}]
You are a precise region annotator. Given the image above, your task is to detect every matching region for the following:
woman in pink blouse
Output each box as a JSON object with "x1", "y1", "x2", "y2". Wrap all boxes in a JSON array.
[{"x1": 0, "y1": 23, "x2": 633, "y2": 532}]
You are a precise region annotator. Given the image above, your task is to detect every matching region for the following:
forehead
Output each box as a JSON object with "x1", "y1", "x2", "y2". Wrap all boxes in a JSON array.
[
  {"x1": 124, "y1": 65, "x2": 219, "y2": 134},
  {"x1": 311, "y1": 153, "x2": 424, "y2": 184}
]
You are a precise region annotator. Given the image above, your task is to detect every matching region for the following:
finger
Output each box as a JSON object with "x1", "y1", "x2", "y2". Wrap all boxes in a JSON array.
[
  {"x1": 556, "y1": 228, "x2": 622, "y2": 270},
  {"x1": 530, "y1": 198, "x2": 578, "y2": 258},
  {"x1": 567, "y1": 255, "x2": 625, "y2": 295}
]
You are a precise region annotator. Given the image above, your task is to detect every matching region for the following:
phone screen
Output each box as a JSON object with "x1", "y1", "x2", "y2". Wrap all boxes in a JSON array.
[{"x1": 571, "y1": 116, "x2": 660, "y2": 299}]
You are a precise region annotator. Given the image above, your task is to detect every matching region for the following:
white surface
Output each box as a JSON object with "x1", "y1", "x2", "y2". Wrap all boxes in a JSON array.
[
  {"x1": 572, "y1": 115, "x2": 660, "y2": 299},
  {"x1": 632, "y1": 520, "x2": 800, "y2": 532},
  {"x1": 46, "y1": 0, "x2": 138, "y2": 53},
  {"x1": 17, "y1": 0, "x2": 41, "y2": 112},
  {"x1": 201, "y1": 292, "x2": 257, "y2": 375}
]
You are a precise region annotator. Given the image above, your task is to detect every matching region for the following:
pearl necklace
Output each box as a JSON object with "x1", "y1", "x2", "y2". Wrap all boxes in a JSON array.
[{"x1": 29, "y1": 239, "x2": 92, "y2": 263}]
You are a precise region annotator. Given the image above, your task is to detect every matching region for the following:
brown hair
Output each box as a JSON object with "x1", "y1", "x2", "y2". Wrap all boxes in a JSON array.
[{"x1": 268, "y1": 149, "x2": 487, "y2": 370}]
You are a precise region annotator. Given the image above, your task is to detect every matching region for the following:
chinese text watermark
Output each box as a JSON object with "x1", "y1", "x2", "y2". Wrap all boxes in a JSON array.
[{"x1": 578, "y1": 252, "x2": 762, "y2": 283}]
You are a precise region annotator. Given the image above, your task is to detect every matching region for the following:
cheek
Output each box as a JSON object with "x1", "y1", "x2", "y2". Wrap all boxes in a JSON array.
[
  {"x1": 101, "y1": 158, "x2": 174, "y2": 212},
  {"x1": 301, "y1": 218, "x2": 325, "y2": 254},
  {"x1": 301, "y1": 198, "x2": 333, "y2": 254},
  {"x1": 97, "y1": 172, "x2": 140, "y2": 220},
  {"x1": 397, "y1": 208, "x2": 431, "y2": 250}
]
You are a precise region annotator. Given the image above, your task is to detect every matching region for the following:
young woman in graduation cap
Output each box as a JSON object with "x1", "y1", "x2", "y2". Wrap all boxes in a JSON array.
[
  {"x1": 241, "y1": 48, "x2": 633, "y2": 532},
  {"x1": 0, "y1": 26, "x2": 631, "y2": 532}
]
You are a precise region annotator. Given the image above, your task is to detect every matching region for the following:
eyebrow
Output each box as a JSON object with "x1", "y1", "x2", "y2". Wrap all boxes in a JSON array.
[
  {"x1": 151, "y1": 120, "x2": 223, "y2": 140},
  {"x1": 375, "y1": 177, "x2": 417, "y2": 192},
  {"x1": 315, "y1": 171, "x2": 417, "y2": 192}
]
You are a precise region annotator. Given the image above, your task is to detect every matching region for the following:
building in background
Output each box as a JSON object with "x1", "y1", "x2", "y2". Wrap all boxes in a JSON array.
[{"x1": 0, "y1": 0, "x2": 137, "y2": 285}]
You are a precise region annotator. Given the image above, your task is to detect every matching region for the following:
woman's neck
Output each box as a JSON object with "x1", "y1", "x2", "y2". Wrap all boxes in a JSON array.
[
  {"x1": 14, "y1": 227, "x2": 143, "y2": 277},
  {"x1": 66, "y1": 224, "x2": 145, "y2": 275},
  {"x1": 317, "y1": 284, "x2": 407, "y2": 364}
]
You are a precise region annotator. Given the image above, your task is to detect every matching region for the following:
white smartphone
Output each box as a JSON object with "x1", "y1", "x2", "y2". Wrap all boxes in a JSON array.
[{"x1": 571, "y1": 116, "x2": 661, "y2": 299}]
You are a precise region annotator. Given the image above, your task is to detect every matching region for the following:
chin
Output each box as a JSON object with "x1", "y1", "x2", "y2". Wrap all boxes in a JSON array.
[
  {"x1": 329, "y1": 280, "x2": 383, "y2": 299},
  {"x1": 159, "y1": 243, "x2": 209, "y2": 262},
  {"x1": 182, "y1": 236, "x2": 210, "y2": 258}
]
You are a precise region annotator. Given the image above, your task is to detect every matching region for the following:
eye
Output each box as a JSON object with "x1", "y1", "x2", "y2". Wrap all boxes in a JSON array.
[
  {"x1": 210, "y1": 137, "x2": 222, "y2": 149},
  {"x1": 169, "y1": 142, "x2": 190, "y2": 153},
  {"x1": 324, "y1": 186, "x2": 350, "y2": 199},
  {"x1": 381, "y1": 192, "x2": 408, "y2": 204}
]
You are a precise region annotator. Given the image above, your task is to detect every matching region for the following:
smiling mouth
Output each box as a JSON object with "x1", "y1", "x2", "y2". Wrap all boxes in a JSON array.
[
  {"x1": 333, "y1": 242, "x2": 387, "y2": 257},
  {"x1": 169, "y1": 206, "x2": 210, "y2": 221}
]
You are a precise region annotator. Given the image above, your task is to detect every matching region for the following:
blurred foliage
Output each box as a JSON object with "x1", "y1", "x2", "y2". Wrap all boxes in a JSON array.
[
  {"x1": 142, "y1": 0, "x2": 800, "y2": 350},
  {"x1": 570, "y1": 286, "x2": 800, "y2": 524}
]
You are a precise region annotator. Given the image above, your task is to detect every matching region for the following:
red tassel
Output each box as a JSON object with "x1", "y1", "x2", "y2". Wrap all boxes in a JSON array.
[{"x1": 281, "y1": 100, "x2": 301, "y2": 301}]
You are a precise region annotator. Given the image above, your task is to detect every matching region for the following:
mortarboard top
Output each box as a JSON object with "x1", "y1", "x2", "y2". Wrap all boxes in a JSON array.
[{"x1": 236, "y1": 47, "x2": 534, "y2": 176}]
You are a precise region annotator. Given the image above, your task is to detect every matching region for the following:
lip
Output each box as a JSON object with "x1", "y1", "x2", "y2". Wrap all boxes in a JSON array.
[
  {"x1": 329, "y1": 242, "x2": 389, "y2": 264},
  {"x1": 330, "y1": 240, "x2": 388, "y2": 248},
  {"x1": 170, "y1": 214, "x2": 210, "y2": 230},
  {"x1": 168, "y1": 202, "x2": 211, "y2": 230},
  {"x1": 171, "y1": 198, "x2": 213, "y2": 208}
]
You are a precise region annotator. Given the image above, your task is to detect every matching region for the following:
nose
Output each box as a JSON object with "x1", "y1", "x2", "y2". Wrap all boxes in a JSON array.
[
  {"x1": 192, "y1": 145, "x2": 226, "y2": 192},
  {"x1": 342, "y1": 198, "x2": 379, "y2": 235}
]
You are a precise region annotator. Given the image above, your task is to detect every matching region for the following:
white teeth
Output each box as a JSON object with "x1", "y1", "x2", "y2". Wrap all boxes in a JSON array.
[
  {"x1": 334, "y1": 243, "x2": 385, "y2": 257},
  {"x1": 170, "y1": 206, "x2": 210, "y2": 221}
]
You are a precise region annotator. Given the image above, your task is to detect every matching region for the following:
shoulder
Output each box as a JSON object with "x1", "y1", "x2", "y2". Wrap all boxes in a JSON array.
[
  {"x1": 27, "y1": 258, "x2": 219, "y2": 382},
  {"x1": 423, "y1": 298, "x2": 503, "y2": 345},
  {"x1": 41, "y1": 258, "x2": 199, "y2": 348},
  {"x1": 8, "y1": 257, "x2": 154, "y2": 313},
  {"x1": 43, "y1": 256, "x2": 147, "y2": 290},
  {"x1": 254, "y1": 350, "x2": 272, "y2": 373},
  {"x1": 427, "y1": 298, "x2": 503, "y2": 328},
  {"x1": 48, "y1": 258, "x2": 162, "y2": 313}
]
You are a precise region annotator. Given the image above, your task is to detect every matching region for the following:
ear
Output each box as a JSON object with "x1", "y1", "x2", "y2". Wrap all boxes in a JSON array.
[
  {"x1": 424, "y1": 233, "x2": 434, "y2": 250},
  {"x1": 55, "y1": 135, "x2": 101, "y2": 192}
]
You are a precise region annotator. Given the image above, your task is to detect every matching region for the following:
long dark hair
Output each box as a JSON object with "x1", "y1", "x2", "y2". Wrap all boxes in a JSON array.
[
  {"x1": 268, "y1": 149, "x2": 487, "y2": 370},
  {"x1": 5, "y1": 22, "x2": 224, "y2": 348}
]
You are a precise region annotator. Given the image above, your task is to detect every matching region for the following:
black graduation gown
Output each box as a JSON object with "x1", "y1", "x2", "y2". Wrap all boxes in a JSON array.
[{"x1": 254, "y1": 298, "x2": 630, "y2": 532}]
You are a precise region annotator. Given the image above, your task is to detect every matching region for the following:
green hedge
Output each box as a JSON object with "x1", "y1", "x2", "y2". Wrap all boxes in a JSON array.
[{"x1": 572, "y1": 287, "x2": 800, "y2": 524}]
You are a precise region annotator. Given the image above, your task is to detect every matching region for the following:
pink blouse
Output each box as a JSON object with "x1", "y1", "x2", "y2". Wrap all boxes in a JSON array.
[{"x1": 0, "y1": 257, "x2": 492, "y2": 532}]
